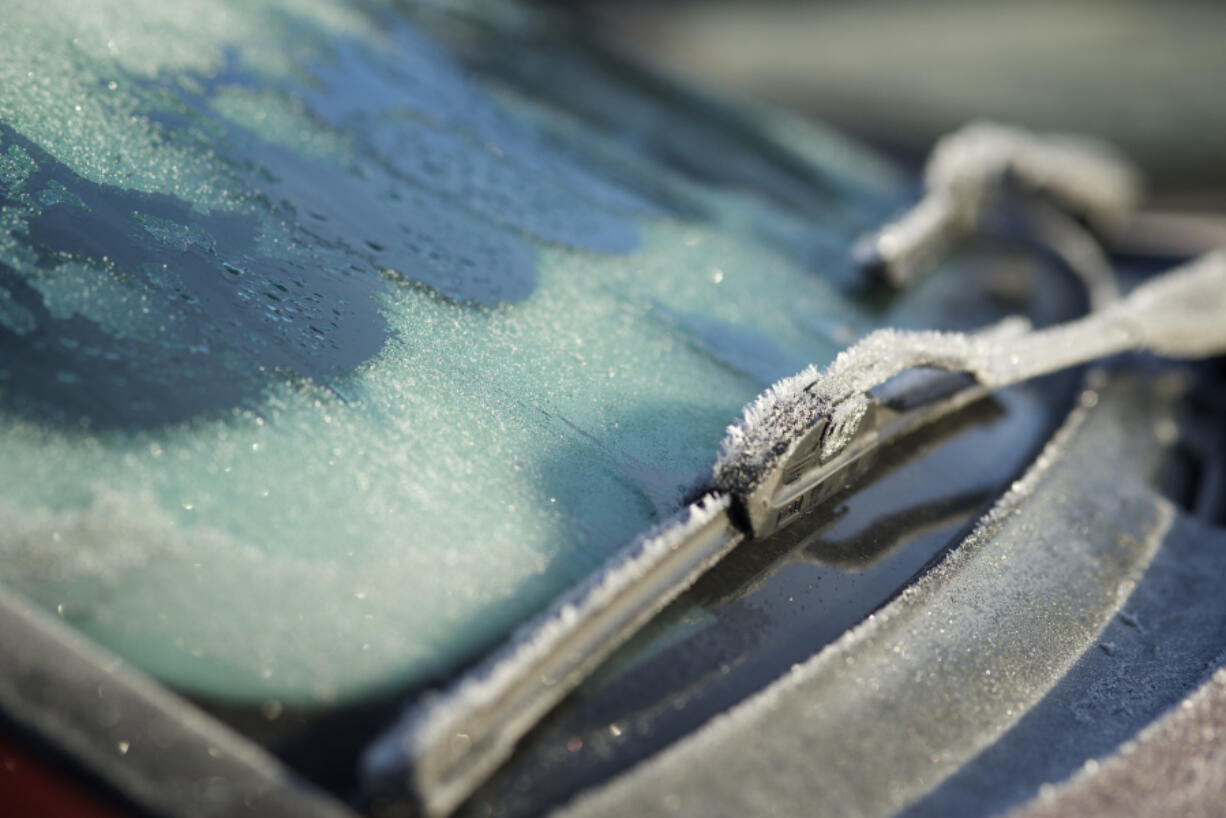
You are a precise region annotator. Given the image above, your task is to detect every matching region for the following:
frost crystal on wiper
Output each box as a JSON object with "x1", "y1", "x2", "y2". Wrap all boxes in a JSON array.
[
  {"x1": 713, "y1": 319, "x2": 1028, "y2": 495},
  {"x1": 717, "y1": 251, "x2": 1226, "y2": 504}
]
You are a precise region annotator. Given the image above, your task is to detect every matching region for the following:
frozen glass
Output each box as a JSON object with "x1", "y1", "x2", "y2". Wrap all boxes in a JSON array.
[{"x1": 0, "y1": 0, "x2": 932, "y2": 705}]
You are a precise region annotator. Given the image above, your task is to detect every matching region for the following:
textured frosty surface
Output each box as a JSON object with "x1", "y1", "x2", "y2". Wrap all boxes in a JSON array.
[
  {"x1": 560, "y1": 375, "x2": 1179, "y2": 818},
  {"x1": 0, "y1": 0, "x2": 916, "y2": 703}
]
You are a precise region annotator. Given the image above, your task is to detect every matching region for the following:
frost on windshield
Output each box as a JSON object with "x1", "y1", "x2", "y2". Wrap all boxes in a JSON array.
[{"x1": 0, "y1": 0, "x2": 908, "y2": 704}]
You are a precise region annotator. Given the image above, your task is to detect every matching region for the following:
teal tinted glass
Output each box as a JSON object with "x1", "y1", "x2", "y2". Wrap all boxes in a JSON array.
[{"x1": 0, "y1": 0, "x2": 957, "y2": 705}]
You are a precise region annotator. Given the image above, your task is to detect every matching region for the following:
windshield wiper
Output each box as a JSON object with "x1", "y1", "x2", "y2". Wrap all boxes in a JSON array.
[{"x1": 360, "y1": 126, "x2": 1226, "y2": 818}]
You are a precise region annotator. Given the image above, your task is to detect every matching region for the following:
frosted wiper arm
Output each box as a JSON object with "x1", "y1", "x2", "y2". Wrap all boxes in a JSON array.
[
  {"x1": 717, "y1": 251, "x2": 1226, "y2": 536},
  {"x1": 855, "y1": 122, "x2": 1142, "y2": 288}
]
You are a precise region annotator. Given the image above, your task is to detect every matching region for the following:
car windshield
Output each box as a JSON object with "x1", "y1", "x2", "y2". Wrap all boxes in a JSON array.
[{"x1": 3, "y1": 0, "x2": 1018, "y2": 710}]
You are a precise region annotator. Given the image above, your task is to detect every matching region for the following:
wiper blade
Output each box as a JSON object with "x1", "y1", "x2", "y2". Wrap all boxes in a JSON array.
[{"x1": 364, "y1": 495, "x2": 743, "y2": 817}]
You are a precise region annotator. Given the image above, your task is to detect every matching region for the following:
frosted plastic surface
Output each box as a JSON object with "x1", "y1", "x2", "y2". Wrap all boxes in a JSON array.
[{"x1": 0, "y1": 0, "x2": 912, "y2": 703}]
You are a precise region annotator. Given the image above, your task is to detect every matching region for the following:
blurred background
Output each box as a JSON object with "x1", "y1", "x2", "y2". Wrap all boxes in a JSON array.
[{"x1": 564, "y1": 0, "x2": 1226, "y2": 204}]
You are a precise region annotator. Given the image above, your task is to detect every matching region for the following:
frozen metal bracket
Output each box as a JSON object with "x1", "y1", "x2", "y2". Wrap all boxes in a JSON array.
[
  {"x1": 854, "y1": 121, "x2": 1143, "y2": 288},
  {"x1": 716, "y1": 250, "x2": 1226, "y2": 537}
]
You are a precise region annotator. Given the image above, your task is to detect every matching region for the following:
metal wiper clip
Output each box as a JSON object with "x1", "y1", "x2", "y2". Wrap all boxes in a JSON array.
[
  {"x1": 854, "y1": 121, "x2": 1142, "y2": 288},
  {"x1": 717, "y1": 250, "x2": 1226, "y2": 538}
]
